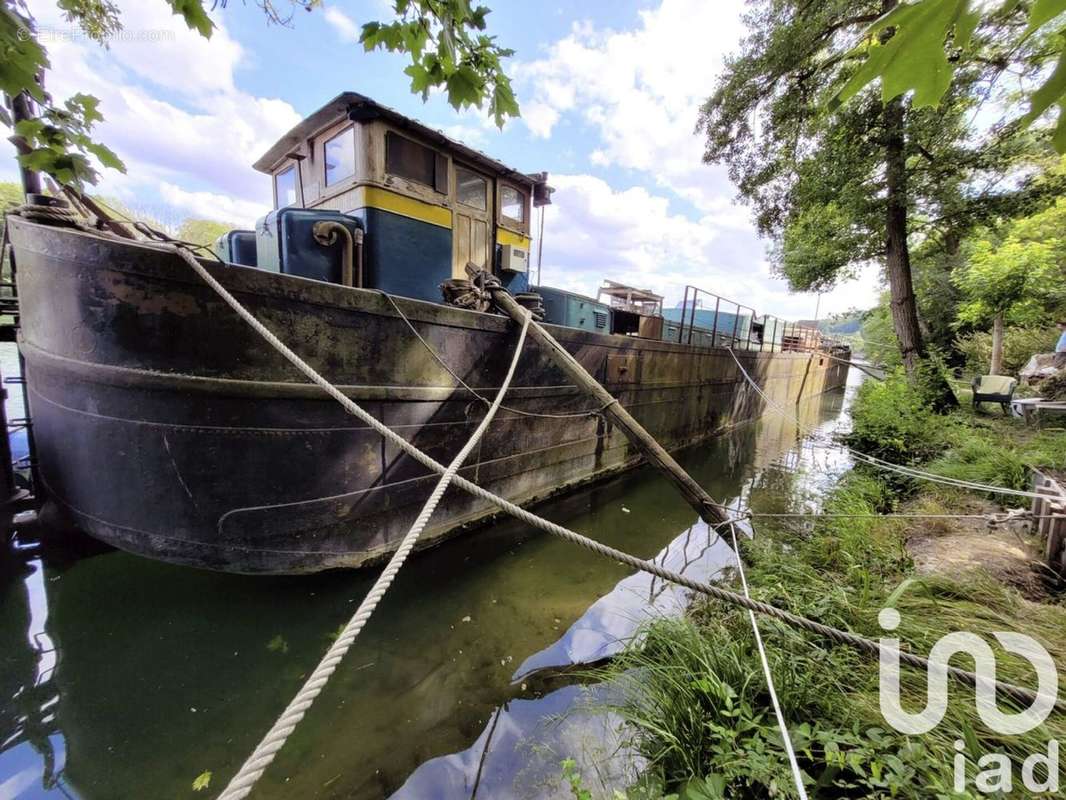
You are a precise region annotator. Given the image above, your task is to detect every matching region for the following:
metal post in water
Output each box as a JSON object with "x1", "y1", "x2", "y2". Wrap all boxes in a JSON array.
[{"x1": 0, "y1": 364, "x2": 15, "y2": 506}]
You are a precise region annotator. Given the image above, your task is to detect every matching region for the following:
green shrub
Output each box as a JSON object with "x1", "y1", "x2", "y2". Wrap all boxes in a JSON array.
[
  {"x1": 845, "y1": 371, "x2": 949, "y2": 463},
  {"x1": 955, "y1": 326, "x2": 1059, "y2": 376},
  {"x1": 603, "y1": 617, "x2": 956, "y2": 799},
  {"x1": 925, "y1": 438, "x2": 1030, "y2": 492}
]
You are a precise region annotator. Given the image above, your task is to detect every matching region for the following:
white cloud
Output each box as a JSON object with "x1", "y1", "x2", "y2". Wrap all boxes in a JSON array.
[
  {"x1": 441, "y1": 123, "x2": 488, "y2": 147},
  {"x1": 19, "y1": 0, "x2": 301, "y2": 224},
  {"x1": 521, "y1": 1, "x2": 880, "y2": 316},
  {"x1": 324, "y1": 6, "x2": 362, "y2": 43},
  {"x1": 522, "y1": 100, "x2": 561, "y2": 139},
  {"x1": 519, "y1": 1, "x2": 748, "y2": 213},
  {"x1": 534, "y1": 175, "x2": 880, "y2": 319},
  {"x1": 156, "y1": 182, "x2": 269, "y2": 228}
]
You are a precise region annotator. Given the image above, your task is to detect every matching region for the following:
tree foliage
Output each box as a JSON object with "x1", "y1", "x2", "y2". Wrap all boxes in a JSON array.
[
  {"x1": 700, "y1": 0, "x2": 1060, "y2": 407},
  {"x1": 0, "y1": 0, "x2": 517, "y2": 189},
  {"x1": 956, "y1": 324, "x2": 1060, "y2": 374},
  {"x1": 176, "y1": 217, "x2": 234, "y2": 247},
  {"x1": 860, "y1": 296, "x2": 904, "y2": 368},
  {"x1": 953, "y1": 194, "x2": 1066, "y2": 326},
  {"x1": 361, "y1": 1, "x2": 518, "y2": 127},
  {"x1": 703, "y1": 0, "x2": 1055, "y2": 293},
  {"x1": 831, "y1": 0, "x2": 1066, "y2": 152}
]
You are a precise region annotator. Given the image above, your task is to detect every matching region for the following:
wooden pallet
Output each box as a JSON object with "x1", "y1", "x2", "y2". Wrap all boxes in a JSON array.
[{"x1": 1032, "y1": 469, "x2": 1066, "y2": 572}]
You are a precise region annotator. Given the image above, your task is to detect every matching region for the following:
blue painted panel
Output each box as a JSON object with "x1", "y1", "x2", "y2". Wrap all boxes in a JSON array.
[
  {"x1": 347, "y1": 207, "x2": 453, "y2": 303},
  {"x1": 215, "y1": 230, "x2": 258, "y2": 267},
  {"x1": 535, "y1": 286, "x2": 610, "y2": 332},
  {"x1": 255, "y1": 208, "x2": 363, "y2": 282},
  {"x1": 500, "y1": 269, "x2": 529, "y2": 294},
  {"x1": 662, "y1": 307, "x2": 751, "y2": 341}
]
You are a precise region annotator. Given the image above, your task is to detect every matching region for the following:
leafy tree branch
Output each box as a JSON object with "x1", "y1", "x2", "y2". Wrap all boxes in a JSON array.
[
  {"x1": 830, "y1": 0, "x2": 1066, "y2": 152},
  {"x1": 0, "y1": 0, "x2": 517, "y2": 190}
]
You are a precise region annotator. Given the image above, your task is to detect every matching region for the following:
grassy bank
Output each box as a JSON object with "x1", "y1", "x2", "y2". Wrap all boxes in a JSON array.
[{"x1": 578, "y1": 373, "x2": 1066, "y2": 799}]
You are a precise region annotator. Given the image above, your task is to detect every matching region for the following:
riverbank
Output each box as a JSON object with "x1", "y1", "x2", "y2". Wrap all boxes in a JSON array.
[{"x1": 589, "y1": 372, "x2": 1066, "y2": 799}]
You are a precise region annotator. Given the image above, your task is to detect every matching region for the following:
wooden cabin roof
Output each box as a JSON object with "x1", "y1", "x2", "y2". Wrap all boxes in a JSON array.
[
  {"x1": 253, "y1": 91, "x2": 545, "y2": 192},
  {"x1": 598, "y1": 280, "x2": 664, "y2": 304}
]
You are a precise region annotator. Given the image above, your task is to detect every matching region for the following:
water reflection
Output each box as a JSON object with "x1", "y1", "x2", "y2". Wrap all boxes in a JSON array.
[
  {"x1": 0, "y1": 370, "x2": 860, "y2": 800},
  {"x1": 0, "y1": 544, "x2": 66, "y2": 800}
]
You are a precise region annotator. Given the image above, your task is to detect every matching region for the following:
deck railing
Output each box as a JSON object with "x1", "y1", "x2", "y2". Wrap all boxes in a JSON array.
[
  {"x1": 675, "y1": 284, "x2": 849, "y2": 355},
  {"x1": 677, "y1": 285, "x2": 758, "y2": 349}
]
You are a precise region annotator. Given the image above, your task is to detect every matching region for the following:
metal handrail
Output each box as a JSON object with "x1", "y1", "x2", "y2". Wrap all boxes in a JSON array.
[
  {"x1": 674, "y1": 285, "x2": 850, "y2": 354},
  {"x1": 677, "y1": 285, "x2": 758, "y2": 350}
]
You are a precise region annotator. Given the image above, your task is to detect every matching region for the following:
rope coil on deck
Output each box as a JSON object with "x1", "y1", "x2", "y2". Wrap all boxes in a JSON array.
[
  {"x1": 10, "y1": 199, "x2": 85, "y2": 227},
  {"x1": 147, "y1": 242, "x2": 1060, "y2": 798}
]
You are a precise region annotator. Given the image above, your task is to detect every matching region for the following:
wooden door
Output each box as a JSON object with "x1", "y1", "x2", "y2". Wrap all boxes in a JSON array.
[{"x1": 452, "y1": 165, "x2": 493, "y2": 279}]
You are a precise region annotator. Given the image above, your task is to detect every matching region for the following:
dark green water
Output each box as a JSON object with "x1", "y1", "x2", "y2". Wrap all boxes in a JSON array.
[{"x1": 0, "y1": 372, "x2": 859, "y2": 800}]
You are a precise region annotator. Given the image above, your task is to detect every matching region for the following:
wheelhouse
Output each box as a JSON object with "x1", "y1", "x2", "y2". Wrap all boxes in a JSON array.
[{"x1": 246, "y1": 92, "x2": 551, "y2": 303}]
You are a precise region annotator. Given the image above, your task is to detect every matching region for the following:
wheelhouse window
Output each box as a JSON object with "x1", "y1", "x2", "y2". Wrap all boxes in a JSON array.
[
  {"x1": 456, "y1": 167, "x2": 487, "y2": 210},
  {"x1": 274, "y1": 165, "x2": 298, "y2": 208},
  {"x1": 386, "y1": 131, "x2": 448, "y2": 193},
  {"x1": 500, "y1": 185, "x2": 526, "y2": 224},
  {"x1": 324, "y1": 127, "x2": 355, "y2": 186}
]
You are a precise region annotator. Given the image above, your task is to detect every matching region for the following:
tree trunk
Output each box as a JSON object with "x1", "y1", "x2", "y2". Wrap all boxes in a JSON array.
[
  {"x1": 881, "y1": 93, "x2": 958, "y2": 409},
  {"x1": 883, "y1": 96, "x2": 924, "y2": 374},
  {"x1": 990, "y1": 312, "x2": 1005, "y2": 376}
]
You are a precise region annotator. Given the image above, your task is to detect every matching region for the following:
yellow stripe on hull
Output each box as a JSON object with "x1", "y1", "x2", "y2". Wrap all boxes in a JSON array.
[
  {"x1": 354, "y1": 186, "x2": 453, "y2": 228},
  {"x1": 497, "y1": 228, "x2": 531, "y2": 248}
]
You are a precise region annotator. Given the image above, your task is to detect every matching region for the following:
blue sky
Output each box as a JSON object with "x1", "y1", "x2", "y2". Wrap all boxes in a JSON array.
[{"x1": 7, "y1": 0, "x2": 882, "y2": 318}]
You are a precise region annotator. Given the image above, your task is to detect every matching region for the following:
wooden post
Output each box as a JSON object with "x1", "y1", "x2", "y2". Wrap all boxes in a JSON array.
[
  {"x1": 489, "y1": 286, "x2": 732, "y2": 526},
  {"x1": 1034, "y1": 470, "x2": 1066, "y2": 571}
]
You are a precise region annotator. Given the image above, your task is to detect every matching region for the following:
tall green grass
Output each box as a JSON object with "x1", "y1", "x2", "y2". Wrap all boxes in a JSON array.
[
  {"x1": 581, "y1": 374, "x2": 1066, "y2": 799},
  {"x1": 593, "y1": 470, "x2": 1066, "y2": 799}
]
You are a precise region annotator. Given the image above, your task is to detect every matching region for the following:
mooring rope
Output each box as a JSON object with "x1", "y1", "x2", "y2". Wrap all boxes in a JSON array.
[
  {"x1": 152, "y1": 244, "x2": 1061, "y2": 797},
  {"x1": 10, "y1": 201, "x2": 85, "y2": 227},
  {"x1": 801, "y1": 348, "x2": 886, "y2": 380},
  {"x1": 726, "y1": 348, "x2": 1049, "y2": 501},
  {"x1": 721, "y1": 518, "x2": 808, "y2": 799},
  {"x1": 215, "y1": 290, "x2": 532, "y2": 800}
]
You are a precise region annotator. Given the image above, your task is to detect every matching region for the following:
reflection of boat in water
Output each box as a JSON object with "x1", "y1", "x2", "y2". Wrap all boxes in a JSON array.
[
  {"x1": 393, "y1": 389, "x2": 860, "y2": 799},
  {"x1": 8, "y1": 92, "x2": 849, "y2": 575}
]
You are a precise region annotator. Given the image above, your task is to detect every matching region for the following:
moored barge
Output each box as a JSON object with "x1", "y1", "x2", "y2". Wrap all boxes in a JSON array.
[{"x1": 7, "y1": 93, "x2": 849, "y2": 574}]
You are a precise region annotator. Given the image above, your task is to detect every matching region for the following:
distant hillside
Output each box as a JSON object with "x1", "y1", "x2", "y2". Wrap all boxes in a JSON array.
[{"x1": 795, "y1": 309, "x2": 866, "y2": 335}]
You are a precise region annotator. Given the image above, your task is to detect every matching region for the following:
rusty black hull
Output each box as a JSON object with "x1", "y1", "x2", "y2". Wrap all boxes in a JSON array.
[{"x1": 8, "y1": 218, "x2": 849, "y2": 573}]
